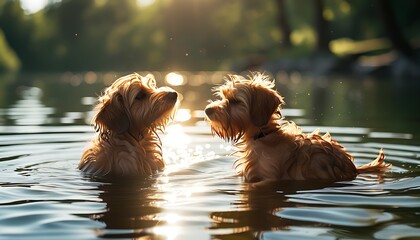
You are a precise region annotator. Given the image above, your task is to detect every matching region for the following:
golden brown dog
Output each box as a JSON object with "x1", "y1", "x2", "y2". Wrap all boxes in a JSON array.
[
  {"x1": 79, "y1": 73, "x2": 178, "y2": 177},
  {"x1": 205, "y1": 73, "x2": 391, "y2": 182}
]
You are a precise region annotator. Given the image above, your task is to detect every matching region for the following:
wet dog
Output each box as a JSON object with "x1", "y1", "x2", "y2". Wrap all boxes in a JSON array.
[
  {"x1": 79, "y1": 73, "x2": 178, "y2": 177},
  {"x1": 205, "y1": 73, "x2": 391, "y2": 182}
]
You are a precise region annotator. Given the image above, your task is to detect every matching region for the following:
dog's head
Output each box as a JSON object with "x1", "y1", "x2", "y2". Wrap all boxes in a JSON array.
[
  {"x1": 204, "y1": 73, "x2": 284, "y2": 142},
  {"x1": 93, "y1": 73, "x2": 178, "y2": 137}
]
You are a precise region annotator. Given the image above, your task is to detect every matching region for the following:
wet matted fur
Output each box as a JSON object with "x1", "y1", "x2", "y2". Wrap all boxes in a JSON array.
[
  {"x1": 79, "y1": 73, "x2": 178, "y2": 177},
  {"x1": 205, "y1": 73, "x2": 391, "y2": 182}
]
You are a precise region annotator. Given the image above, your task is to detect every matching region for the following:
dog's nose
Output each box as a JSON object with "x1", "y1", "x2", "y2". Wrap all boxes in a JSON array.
[
  {"x1": 165, "y1": 91, "x2": 178, "y2": 101},
  {"x1": 205, "y1": 107, "x2": 215, "y2": 117}
]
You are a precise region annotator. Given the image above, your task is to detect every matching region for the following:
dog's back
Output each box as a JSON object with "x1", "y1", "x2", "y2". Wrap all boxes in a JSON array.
[
  {"x1": 236, "y1": 129, "x2": 359, "y2": 181},
  {"x1": 80, "y1": 132, "x2": 165, "y2": 177}
]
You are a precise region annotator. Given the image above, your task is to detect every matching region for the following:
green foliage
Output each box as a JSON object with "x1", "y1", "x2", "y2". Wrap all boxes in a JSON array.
[
  {"x1": 0, "y1": 0, "x2": 418, "y2": 72},
  {"x1": 0, "y1": 29, "x2": 20, "y2": 72}
]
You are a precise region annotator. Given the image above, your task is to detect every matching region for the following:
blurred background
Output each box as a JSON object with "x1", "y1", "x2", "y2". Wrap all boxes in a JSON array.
[{"x1": 0, "y1": 0, "x2": 419, "y2": 76}]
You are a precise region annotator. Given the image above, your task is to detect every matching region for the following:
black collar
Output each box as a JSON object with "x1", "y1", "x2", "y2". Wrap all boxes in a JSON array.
[{"x1": 253, "y1": 129, "x2": 277, "y2": 140}]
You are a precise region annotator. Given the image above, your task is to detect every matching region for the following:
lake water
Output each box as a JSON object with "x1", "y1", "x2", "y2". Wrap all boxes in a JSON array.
[{"x1": 0, "y1": 72, "x2": 419, "y2": 240}]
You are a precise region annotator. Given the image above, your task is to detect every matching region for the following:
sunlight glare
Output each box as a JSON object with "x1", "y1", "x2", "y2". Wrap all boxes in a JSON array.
[
  {"x1": 20, "y1": 0, "x2": 49, "y2": 14},
  {"x1": 153, "y1": 226, "x2": 179, "y2": 240},
  {"x1": 174, "y1": 109, "x2": 191, "y2": 122},
  {"x1": 165, "y1": 72, "x2": 185, "y2": 86},
  {"x1": 137, "y1": 0, "x2": 155, "y2": 7},
  {"x1": 163, "y1": 213, "x2": 180, "y2": 224},
  {"x1": 162, "y1": 124, "x2": 191, "y2": 147}
]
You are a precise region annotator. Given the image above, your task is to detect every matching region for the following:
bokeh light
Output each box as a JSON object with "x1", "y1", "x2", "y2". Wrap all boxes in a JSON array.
[
  {"x1": 137, "y1": 0, "x2": 155, "y2": 7},
  {"x1": 174, "y1": 109, "x2": 191, "y2": 122},
  {"x1": 165, "y1": 72, "x2": 185, "y2": 86},
  {"x1": 162, "y1": 124, "x2": 191, "y2": 148}
]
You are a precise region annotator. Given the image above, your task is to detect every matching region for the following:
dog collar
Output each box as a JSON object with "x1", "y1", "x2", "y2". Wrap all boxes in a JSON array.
[{"x1": 253, "y1": 129, "x2": 276, "y2": 140}]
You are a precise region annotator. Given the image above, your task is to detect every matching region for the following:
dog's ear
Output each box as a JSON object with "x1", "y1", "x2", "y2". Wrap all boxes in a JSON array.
[
  {"x1": 94, "y1": 93, "x2": 130, "y2": 134},
  {"x1": 250, "y1": 87, "x2": 284, "y2": 127}
]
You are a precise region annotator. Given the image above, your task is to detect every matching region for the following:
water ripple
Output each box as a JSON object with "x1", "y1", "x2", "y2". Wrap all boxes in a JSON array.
[
  {"x1": 286, "y1": 193, "x2": 420, "y2": 208},
  {"x1": 276, "y1": 207, "x2": 394, "y2": 227},
  {"x1": 0, "y1": 75, "x2": 419, "y2": 240}
]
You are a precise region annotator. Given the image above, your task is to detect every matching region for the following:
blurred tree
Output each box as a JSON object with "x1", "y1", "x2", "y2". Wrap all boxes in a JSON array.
[
  {"x1": 104, "y1": 0, "x2": 168, "y2": 70},
  {"x1": 0, "y1": 0, "x2": 419, "y2": 72},
  {"x1": 53, "y1": 0, "x2": 101, "y2": 70},
  {"x1": 206, "y1": 0, "x2": 280, "y2": 68},
  {"x1": 0, "y1": 29, "x2": 20, "y2": 71},
  {"x1": 274, "y1": 0, "x2": 292, "y2": 47},
  {"x1": 0, "y1": 1, "x2": 34, "y2": 70},
  {"x1": 324, "y1": 0, "x2": 380, "y2": 40},
  {"x1": 376, "y1": 0, "x2": 413, "y2": 57},
  {"x1": 313, "y1": 0, "x2": 331, "y2": 53}
]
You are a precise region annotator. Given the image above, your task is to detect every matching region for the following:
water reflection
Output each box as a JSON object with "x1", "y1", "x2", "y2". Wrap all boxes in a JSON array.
[
  {"x1": 162, "y1": 124, "x2": 191, "y2": 148},
  {"x1": 92, "y1": 178, "x2": 163, "y2": 239},
  {"x1": 0, "y1": 72, "x2": 419, "y2": 240},
  {"x1": 6, "y1": 86, "x2": 54, "y2": 125},
  {"x1": 153, "y1": 225, "x2": 180, "y2": 240},
  {"x1": 209, "y1": 181, "x2": 345, "y2": 239},
  {"x1": 208, "y1": 177, "x2": 413, "y2": 239}
]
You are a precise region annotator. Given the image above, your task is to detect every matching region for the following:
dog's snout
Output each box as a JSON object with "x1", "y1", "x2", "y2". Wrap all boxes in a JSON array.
[
  {"x1": 165, "y1": 91, "x2": 178, "y2": 101},
  {"x1": 205, "y1": 107, "x2": 215, "y2": 117}
]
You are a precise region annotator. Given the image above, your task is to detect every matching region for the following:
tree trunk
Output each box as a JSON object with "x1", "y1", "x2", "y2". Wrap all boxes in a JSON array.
[
  {"x1": 376, "y1": 0, "x2": 413, "y2": 57},
  {"x1": 274, "y1": 0, "x2": 292, "y2": 48},
  {"x1": 314, "y1": 0, "x2": 331, "y2": 53}
]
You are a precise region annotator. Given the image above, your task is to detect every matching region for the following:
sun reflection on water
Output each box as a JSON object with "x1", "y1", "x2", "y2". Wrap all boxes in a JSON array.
[
  {"x1": 174, "y1": 109, "x2": 191, "y2": 122},
  {"x1": 152, "y1": 176, "x2": 214, "y2": 239},
  {"x1": 153, "y1": 226, "x2": 180, "y2": 240},
  {"x1": 162, "y1": 124, "x2": 195, "y2": 174},
  {"x1": 163, "y1": 213, "x2": 181, "y2": 224},
  {"x1": 153, "y1": 160, "x2": 213, "y2": 239},
  {"x1": 162, "y1": 124, "x2": 191, "y2": 148},
  {"x1": 161, "y1": 122, "x2": 220, "y2": 176},
  {"x1": 165, "y1": 72, "x2": 185, "y2": 86}
]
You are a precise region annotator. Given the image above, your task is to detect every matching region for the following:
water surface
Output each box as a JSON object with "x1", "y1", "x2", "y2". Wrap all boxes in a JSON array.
[{"x1": 0, "y1": 72, "x2": 419, "y2": 240}]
